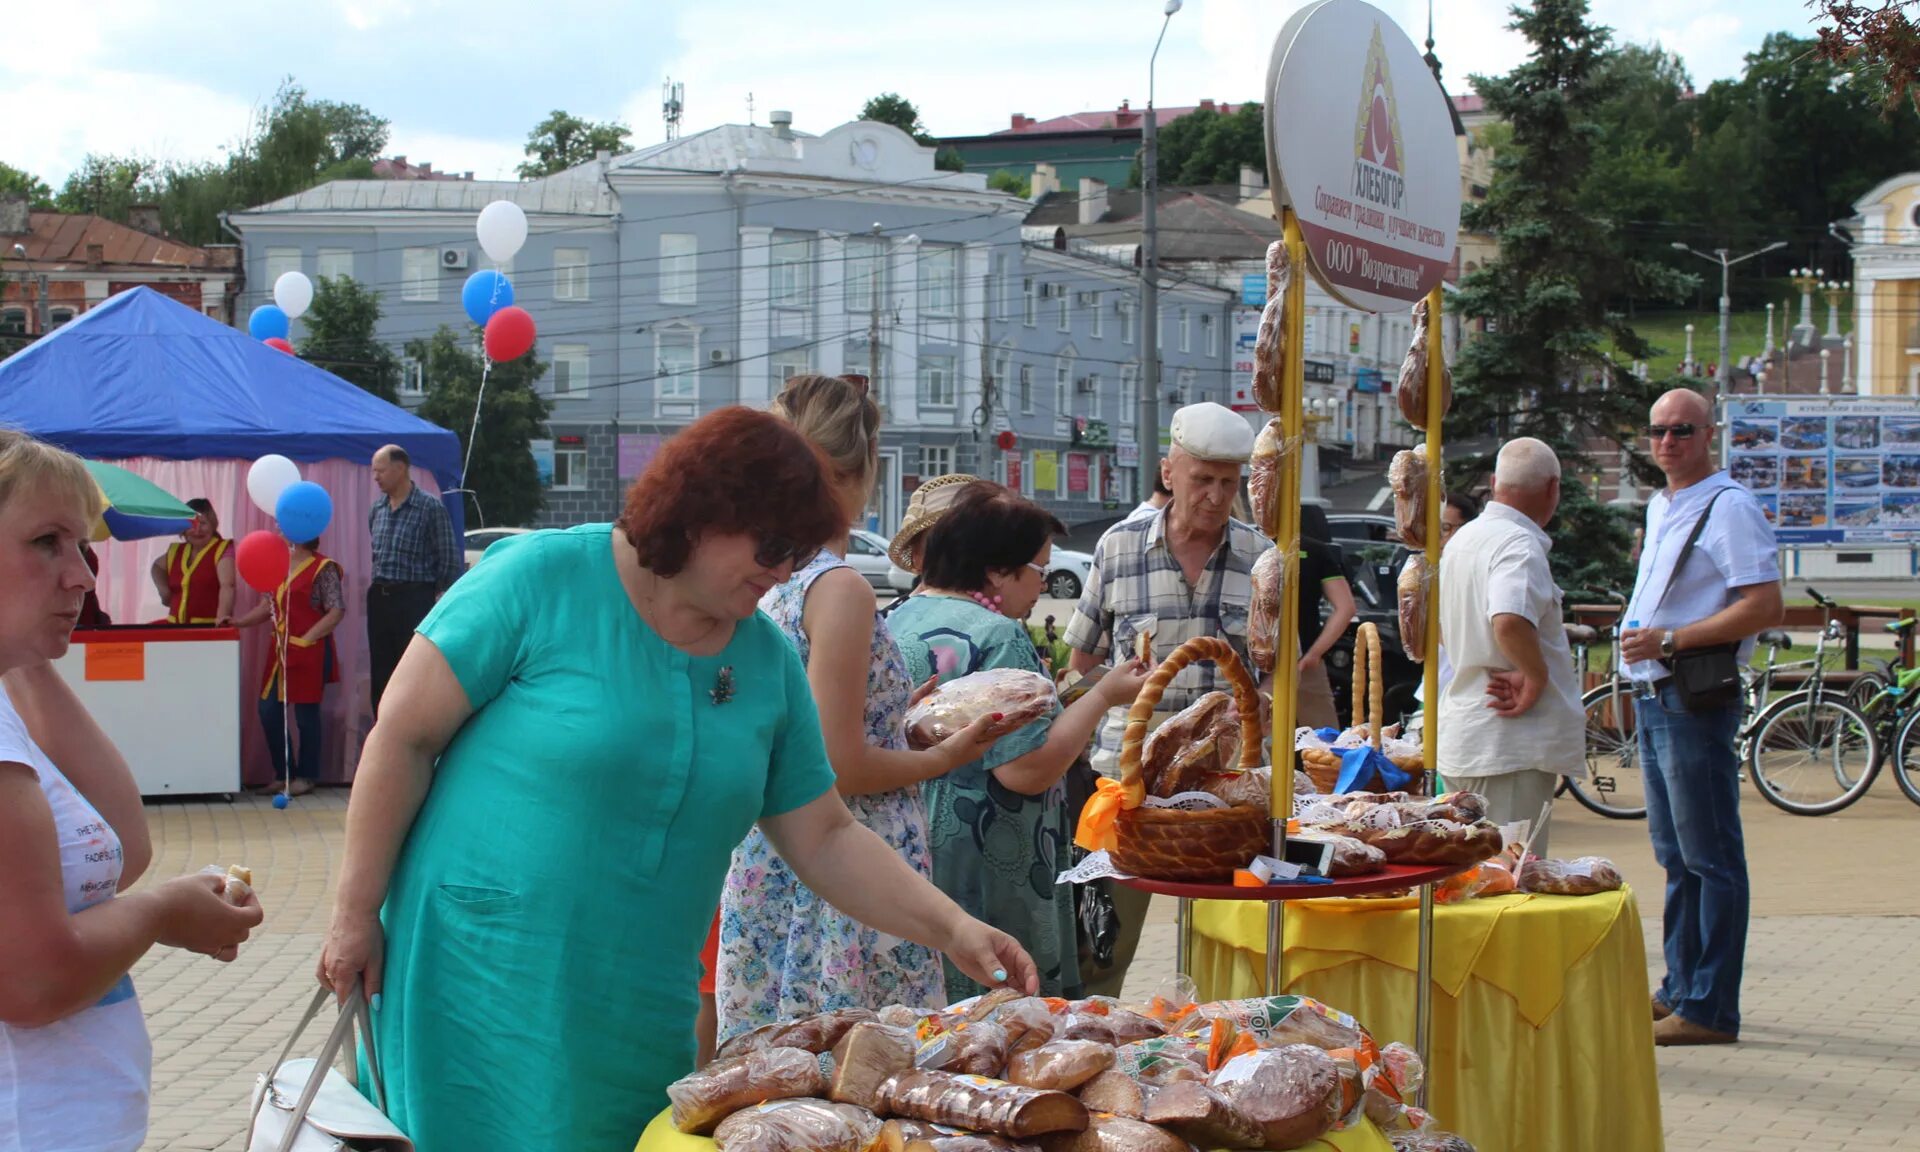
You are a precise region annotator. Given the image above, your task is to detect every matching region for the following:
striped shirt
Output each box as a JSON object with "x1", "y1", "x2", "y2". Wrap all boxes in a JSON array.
[
  {"x1": 367, "y1": 485, "x2": 461, "y2": 588},
  {"x1": 1064, "y1": 506, "x2": 1272, "y2": 773}
]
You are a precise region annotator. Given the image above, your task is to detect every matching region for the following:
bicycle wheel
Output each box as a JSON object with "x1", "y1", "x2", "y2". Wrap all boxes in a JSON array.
[
  {"x1": 1568, "y1": 680, "x2": 1647, "y2": 819},
  {"x1": 1846, "y1": 670, "x2": 1888, "y2": 714},
  {"x1": 1745, "y1": 692, "x2": 1880, "y2": 816},
  {"x1": 1891, "y1": 706, "x2": 1920, "y2": 808}
]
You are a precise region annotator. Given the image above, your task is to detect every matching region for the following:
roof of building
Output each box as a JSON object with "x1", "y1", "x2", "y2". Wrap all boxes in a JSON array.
[
  {"x1": 963, "y1": 95, "x2": 1485, "y2": 141},
  {"x1": 371, "y1": 156, "x2": 473, "y2": 181},
  {"x1": 3, "y1": 212, "x2": 225, "y2": 270},
  {"x1": 234, "y1": 167, "x2": 617, "y2": 217},
  {"x1": 613, "y1": 122, "x2": 819, "y2": 172},
  {"x1": 1025, "y1": 185, "x2": 1281, "y2": 263}
]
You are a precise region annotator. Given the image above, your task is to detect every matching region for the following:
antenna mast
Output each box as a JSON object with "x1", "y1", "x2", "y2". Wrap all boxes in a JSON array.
[{"x1": 662, "y1": 78, "x2": 685, "y2": 141}]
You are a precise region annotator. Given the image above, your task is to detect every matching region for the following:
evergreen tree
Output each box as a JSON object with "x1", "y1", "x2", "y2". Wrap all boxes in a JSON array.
[
  {"x1": 409, "y1": 326, "x2": 552, "y2": 528},
  {"x1": 297, "y1": 276, "x2": 400, "y2": 402},
  {"x1": 1448, "y1": 0, "x2": 1696, "y2": 592}
]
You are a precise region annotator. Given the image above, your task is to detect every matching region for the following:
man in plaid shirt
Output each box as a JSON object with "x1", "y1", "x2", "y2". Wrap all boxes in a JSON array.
[
  {"x1": 366, "y1": 444, "x2": 462, "y2": 715},
  {"x1": 1064, "y1": 402, "x2": 1271, "y2": 995}
]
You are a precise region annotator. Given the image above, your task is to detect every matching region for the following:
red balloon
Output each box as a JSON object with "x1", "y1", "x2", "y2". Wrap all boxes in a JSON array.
[
  {"x1": 484, "y1": 306, "x2": 537, "y2": 362},
  {"x1": 236, "y1": 529, "x2": 291, "y2": 593},
  {"x1": 263, "y1": 337, "x2": 296, "y2": 355}
]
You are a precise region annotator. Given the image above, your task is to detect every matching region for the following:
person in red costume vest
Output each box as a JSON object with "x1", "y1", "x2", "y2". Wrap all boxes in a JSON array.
[
  {"x1": 234, "y1": 534, "x2": 345, "y2": 796},
  {"x1": 148, "y1": 499, "x2": 235, "y2": 625}
]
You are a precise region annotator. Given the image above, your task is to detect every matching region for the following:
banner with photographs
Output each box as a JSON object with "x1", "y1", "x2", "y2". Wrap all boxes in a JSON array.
[{"x1": 1723, "y1": 396, "x2": 1920, "y2": 544}]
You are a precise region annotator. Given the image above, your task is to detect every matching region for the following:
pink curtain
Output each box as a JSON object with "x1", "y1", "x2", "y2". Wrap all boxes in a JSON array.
[{"x1": 91, "y1": 457, "x2": 447, "y2": 786}]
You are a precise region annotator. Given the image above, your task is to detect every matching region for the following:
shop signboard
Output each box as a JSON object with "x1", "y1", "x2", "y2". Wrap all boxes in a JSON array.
[{"x1": 1725, "y1": 396, "x2": 1920, "y2": 544}]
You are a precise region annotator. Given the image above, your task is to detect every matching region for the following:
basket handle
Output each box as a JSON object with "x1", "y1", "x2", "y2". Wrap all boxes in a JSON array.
[
  {"x1": 1118, "y1": 636, "x2": 1264, "y2": 795},
  {"x1": 1350, "y1": 621, "x2": 1383, "y2": 750}
]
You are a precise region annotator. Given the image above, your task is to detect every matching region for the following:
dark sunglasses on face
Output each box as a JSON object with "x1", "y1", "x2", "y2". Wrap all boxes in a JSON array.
[
  {"x1": 1645, "y1": 423, "x2": 1700, "y2": 441},
  {"x1": 754, "y1": 534, "x2": 819, "y2": 571}
]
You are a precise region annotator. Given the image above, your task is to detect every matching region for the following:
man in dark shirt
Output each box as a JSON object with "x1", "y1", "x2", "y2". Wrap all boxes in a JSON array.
[
  {"x1": 1297, "y1": 505, "x2": 1356, "y2": 729},
  {"x1": 366, "y1": 444, "x2": 461, "y2": 715}
]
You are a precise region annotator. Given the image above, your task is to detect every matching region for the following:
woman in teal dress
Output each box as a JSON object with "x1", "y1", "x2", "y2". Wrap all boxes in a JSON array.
[
  {"x1": 888, "y1": 483, "x2": 1147, "y2": 1001},
  {"x1": 317, "y1": 409, "x2": 1038, "y2": 1152}
]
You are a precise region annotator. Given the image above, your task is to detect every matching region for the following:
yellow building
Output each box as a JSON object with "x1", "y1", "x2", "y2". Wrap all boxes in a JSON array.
[{"x1": 1845, "y1": 173, "x2": 1920, "y2": 395}]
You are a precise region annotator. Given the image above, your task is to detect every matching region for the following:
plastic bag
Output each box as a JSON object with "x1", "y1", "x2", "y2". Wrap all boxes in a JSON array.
[
  {"x1": 1518, "y1": 856, "x2": 1623, "y2": 896},
  {"x1": 906, "y1": 669, "x2": 1055, "y2": 748},
  {"x1": 1005, "y1": 1040, "x2": 1116, "y2": 1092},
  {"x1": 714, "y1": 1100, "x2": 882, "y2": 1152},
  {"x1": 1193, "y1": 996, "x2": 1369, "y2": 1054},
  {"x1": 668, "y1": 1047, "x2": 828, "y2": 1134},
  {"x1": 1397, "y1": 554, "x2": 1428, "y2": 663},
  {"x1": 1389, "y1": 1130, "x2": 1478, "y2": 1152},
  {"x1": 1250, "y1": 418, "x2": 1284, "y2": 536},
  {"x1": 1248, "y1": 547, "x2": 1284, "y2": 675},
  {"x1": 1208, "y1": 1045, "x2": 1342, "y2": 1150}
]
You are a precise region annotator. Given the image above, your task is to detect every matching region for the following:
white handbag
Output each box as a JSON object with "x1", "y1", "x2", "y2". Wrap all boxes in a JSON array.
[{"x1": 246, "y1": 982, "x2": 413, "y2": 1152}]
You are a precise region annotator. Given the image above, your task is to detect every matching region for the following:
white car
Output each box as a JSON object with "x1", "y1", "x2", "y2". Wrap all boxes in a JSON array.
[
  {"x1": 889, "y1": 546, "x2": 1093, "y2": 600},
  {"x1": 844, "y1": 530, "x2": 896, "y2": 591},
  {"x1": 464, "y1": 526, "x2": 531, "y2": 568}
]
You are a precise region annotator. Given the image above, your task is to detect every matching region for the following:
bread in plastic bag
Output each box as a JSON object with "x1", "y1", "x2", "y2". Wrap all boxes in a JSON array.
[
  {"x1": 876, "y1": 1070, "x2": 1089, "y2": 1139},
  {"x1": 1389, "y1": 446, "x2": 1429, "y2": 549},
  {"x1": 1397, "y1": 554, "x2": 1428, "y2": 663},
  {"x1": 1395, "y1": 296, "x2": 1452, "y2": 431},
  {"x1": 1075, "y1": 1070, "x2": 1154, "y2": 1119},
  {"x1": 1250, "y1": 419, "x2": 1284, "y2": 536},
  {"x1": 713, "y1": 1099, "x2": 882, "y2": 1152},
  {"x1": 880, "y1": 1119, "x2": 1041, "y2": 1152},
  {"x1": 719, "y1": 1008, "x2": 878, "y2": 1061},
  {"x1": 1005, "y1": 1040, "x2": 1116, "y2": 1092},
  {"x1": 669, "y1": 1047, "x2": 829, "y2": 1134},
  {"x1": 1249, "y1": 546, "x2": 1284, "y2": 675},
  {"x1": 1202, "y1": 768, "x2": 1271, "y2": 814},
  {"x1": 1208, "y1": 1045, "x2": 1341, "y2": 1150},
  {"x1": 1038, "y1": 1114, "x2": 1190, "y2": 1152},
  {"x1": 831, "y1": 1022, "x2": 919, "y2": 1110},
  {"x1": 1389, "y1": 1130, "x2": 1478, "y2": 1152},
  {"x1": 1191, "y1": 996, "x2": 1369, "y2": 1054},
  {"x1": 916, "y1": 1022, "x2": 1012, "y2": 1077},
  {"x1": 1293, "y1": 832, "x2": 1386, "y2": 877},
  {"x1": 1141, "y1": 691, "x2": 1234, "y2": 798},
  {"x1": 906, "y1": 670, "x2": 1055, "y2": 748},
  {"x1": 1112, "y1": 1037, "x2": 1209, "y2": 1086},
  {"x1": 984, "y1": 998, "x2": 1060, "y2": 1055},
  {"x1": 1142, "y1": 1080, "x2": 1264, "y2": 1149},
  {"x1": 1518, "y1": 855, "x2": 1623, "y2": 896}
]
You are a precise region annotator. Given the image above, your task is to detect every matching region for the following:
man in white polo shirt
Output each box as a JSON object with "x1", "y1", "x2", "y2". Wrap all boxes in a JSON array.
[
  {"x1": 1620, "y1": 388, "x2": 1782, "y2": 1048},
  {"x1": 1437, "y1": 438, "x2": 1583, "y2": 852}
]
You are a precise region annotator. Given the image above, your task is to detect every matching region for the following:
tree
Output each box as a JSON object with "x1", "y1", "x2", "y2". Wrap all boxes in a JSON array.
[
  {"x1": 54, "y1": 154, "x2": 158, "y2": 219},
  {"x1": 518, "y1": 110, "x2": 632, "y2": 178},
  {"x1": 1128, "y1": 103, "x2": 1266, "y2": 187},
  {"x1": 1449, "y1": 0, "x2": 1696, "y2": 591},
  {"x1": 860, "y1": 93, "x2": 933, "y2": 143},
  {"x1": 410, "y1": 326, "x2": 552, "y2": 527},
  {"x1": 1813, "y1": 1, "x2": 1920, "y2": 113},
  {"x1": 297, "y1": 276, "x2": 400, "y2": 402},
  {"x1": 988, "y1": 169, "x2": 1032, "y2": 198},
  {"x1": 0, "y1": 162, "x2": 53, "y2": 209}
]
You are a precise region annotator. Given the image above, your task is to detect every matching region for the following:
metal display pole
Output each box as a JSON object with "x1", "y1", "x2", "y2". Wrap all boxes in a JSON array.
[{"x1": 1413, "y1": 282, "x2": 1446, "y2": 1108}]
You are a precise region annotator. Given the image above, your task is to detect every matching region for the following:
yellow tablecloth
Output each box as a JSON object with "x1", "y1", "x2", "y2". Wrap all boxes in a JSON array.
[
  {"x1": 1190, "y1": 888, "x2": 1663, "y2": 1152},
  {"x1": 638, "y1": 1106, "x2": 1398, "y2": 1152}
]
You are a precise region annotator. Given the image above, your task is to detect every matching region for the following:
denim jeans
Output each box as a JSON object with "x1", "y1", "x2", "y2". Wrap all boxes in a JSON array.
[
  {"x1": 1636, "y1": 680, "x2": 1748, "y2": 1035},
  {"x1": 258, "y1": 699, "x2": 322, "y2": 781}
]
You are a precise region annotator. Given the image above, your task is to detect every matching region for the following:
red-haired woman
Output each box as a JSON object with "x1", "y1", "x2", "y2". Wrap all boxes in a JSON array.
[{"x1": 316, "y1": 407, "x2": 1039, "y2": 1152}]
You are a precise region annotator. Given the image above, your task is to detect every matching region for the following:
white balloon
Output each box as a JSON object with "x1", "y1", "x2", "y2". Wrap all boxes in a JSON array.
[
  {"x1": 247, "y1": 454, "x2": 302, "y2": 517},
  {"x1": 274, "y1": 271, "x2": 314, "y2": 320},
  {"x1": 476, "y1": 200, "x2": 528, "y2": 264}
]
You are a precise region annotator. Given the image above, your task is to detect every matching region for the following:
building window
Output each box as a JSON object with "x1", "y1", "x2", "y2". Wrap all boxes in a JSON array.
[
  {"x1": 1203, "y1": 313, "x2": 1218, "y2": 356},
  {"x1": 1121, "y1": 300, "x2": 1136, "y2": 345},
  {"x1": 265, "y1": 247, "x2": 302, "y2": 292},
  {"x1": 659, "y1": 234, "x2": 696, "y2": 303},
  {"x1": 1084, "y1": 371, "x2": 1101, "y2": 420},
  {"x1": 0, "y1": 308, "x2": 26, "y2": 335},
  {"x1": 402, "y1": 247, "x2": 437, "y2": 301},
  {"x1": 1056, "y1": 287, "x2": 1070, "y2": 333},
  {"x1": 556, "y1": 247, "x2": 591, "y2": 301},
  {"x1": 921, "y1": 355, "x2": 956, "y2": 407},
  {"x1": 1179, "y1": 307, "x2": 1191, "y2": 353},
  {"x1": 1090, "y1": 292, "x2": 1104, "y2": 338},
  {"x1": 400, "y1": 357, "x2": 425, "y2": 396},
  {"x1": 846, "y1": 238, "x2": 885, "y2": 313},
  {"x1": 1177, "y1": 368, "x2": 1196, "y2": 407},
  {"x1": 551, "y1": 343, "x2": 589, "y2": 399},
  {"x1": 992, "y1": 348, "x2": 1012, "y2": 404},
  {"x1": 771, "y1": 235, "x2": 810, "y2": 308},
  {"x1": 552, "y1": 447, "x2": 589, "y2": 491},
  {"x1": 48, "y1": 307, "x2": 75, "y2": 330},
  {"x1": 1019, "y1": 364, "x2": 1034, "y2": 414},
  {"x1": 1055, "y1": 361, "x2": 1072, "y2": 426},
  {"x1": 923, "y1": 445, "x2": 953, "y2": 477},
  {"x1": 920, "y1": 246, "x2": 957, "y2": 315},
  {"x1": 771, "y1": 347, "x2": 810, "y2": 389},
  {"x1": 1022, "y1": 277, "x2": 1037, "y2": 326},
  {"x1": 992, "y1": 254, "x2": 1009, "y2": 319},
  {"x1": 1120, "y1": 364, "x2": 1139, "y2": 419},
  {"x1": 657, "y1": 329, "x2": 698, "y2": 401},
  {"x1": 317, "y1": 248, "x2": 354, "y2": 283}
]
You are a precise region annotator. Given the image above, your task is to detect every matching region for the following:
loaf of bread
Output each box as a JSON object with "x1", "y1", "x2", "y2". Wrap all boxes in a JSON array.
[
  {"x1": 713, "y1": 1100, "x2": 883, "y2": 1152},
  {"x1": 984, "y1": 998, "x2": 1060, "y2": 1056},
  {"x1": 1395, "y1": 296, "x2": 1452, "y2": 430},
  {"x1": 1142, "y1": 1081, "x2": 1265, "y2": 1149},
  {"x1": 876, "y1": 1071, "x2": 1090, "y2": 1139},
  {"x1": 1039, "y1": 1115, "x2": 1189, "y2": 1152},
  {"x1": 1056, "y1": 1014, "x2": 1117, "y2": 1047},
  {"x1": 1112, "y1": 1038, "x2": 1208, "y2": 1087},
  {"x1": 1209, "y1": 1045, "x2": 1341, "y2": 1150},
  {"x1": 1359, "y1": 819, "x2": 1504, "y2": 866},
  {"x1": 1141, "y1": 692, "x2": 1233, "y2": 798},
  {"x1": 1249, "y1": 547, "x2": 1283, "y2": 675},
  {"x1": 831, "y1": 1022, "x2": 919, "y2": 1110},
  {"x1": 916, "y1": 1023, "x2": 1012, "y2": 1077},
  {"x1": 1388, "y1": 446, "x2": 1429, "y2": 549},
  {"x1": 1397, "y1": 555, "x2": 1428, "y2": 663},
  {"x1": 1427, "y1": 791, "x2": 1488, "y2": 824},
  {"x1": 1253, "y1": 243, "x2": 1291, "y2": 412},
  {"x1": 1005, "y1": 1041, "x2": 1116, "y2": 1093},
  {"x1": 1389, "y1": 1131, "x2": 1479, "y2": 1152},
  {"x1": 1519, "y1": 856, "x2": 1624, "y2": 896},
  {"x1": 1063, "y1": 1002, "x2": 1166, "y2": 1045},
  {"x1": 669, "y1": 1047, "x2": 829, "y2": 1134},
  {"x1": 1249, "y1": 419, "x2": 1284, "y2": 536},
  {"x1": 718, "y1": 1008, "x2": 879, "y2": 1061},
  {"x1": 1194, "y1": 997, "x2": 1369, "y2": 1054},
  {"x1": 906, "y1": 671, "x2": 1055, "y2": 748},
  {"x1": 1295, "y1": 832, "x2": 1386, "y2": 877},
  {"x1": 964, "y1": 988, "x2": 1028, "y2": 1023},
  {"x1": 1075, "y1": 1071, "x2": 1153, "y2": 1119},
  {"x1": 880, "y1": 1005, "x2": 934, "y2": 1029},
  {"x1": 1472, "y1": 858, "x2": 1517, "y2": 898}
]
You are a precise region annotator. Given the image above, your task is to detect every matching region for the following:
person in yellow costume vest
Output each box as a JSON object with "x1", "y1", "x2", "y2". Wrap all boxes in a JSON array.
[
  {"x1": 148, "y1": 498, "x2": 235, "y2": 625},
  {"x1": 234, "y1": 534, "x2": 344, "y2": 796}
]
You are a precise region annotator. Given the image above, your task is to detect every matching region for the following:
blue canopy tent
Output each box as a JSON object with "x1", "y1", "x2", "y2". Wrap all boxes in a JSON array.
[{"x1": 0, "y1": 286, "x2": 468, "y2": 785}]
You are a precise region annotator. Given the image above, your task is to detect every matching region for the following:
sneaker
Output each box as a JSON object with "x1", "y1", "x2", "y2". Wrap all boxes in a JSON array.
[
  {"x1": 1652, "y1": 996, "x2": 1673, "y2": 1021},
  {"x1": 1653, "y1": 1014, "x2": 1736, "y2": 1046},
  {"x1": 287, "y1": 778, "x2": 316, "y2": 797}
]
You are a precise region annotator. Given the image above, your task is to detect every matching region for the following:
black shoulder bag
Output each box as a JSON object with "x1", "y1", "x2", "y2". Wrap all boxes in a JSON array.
[{"x1": 1647, "y1": 489, "x2": 1742, "y2": 712}]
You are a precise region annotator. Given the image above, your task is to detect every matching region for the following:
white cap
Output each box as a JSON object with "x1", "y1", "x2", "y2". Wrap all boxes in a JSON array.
[{"x1": 1170, "y1": 401, "x2": 1255, "y2": 463}]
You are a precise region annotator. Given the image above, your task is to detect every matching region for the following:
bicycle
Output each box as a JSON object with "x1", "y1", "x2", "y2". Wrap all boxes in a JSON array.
[
  {"x1": 1562, "y1": 605, "x2": 1649, "y2": 821},
  {"x1": 1740, "y1": 588, "x2": 1881, "y2": 816},
  {"x1": 1831, "y1": 615, "x2": 1920, "y2": 808}
]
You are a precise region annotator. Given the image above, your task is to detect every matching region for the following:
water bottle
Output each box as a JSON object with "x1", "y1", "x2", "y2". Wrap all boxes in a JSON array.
[{"x1": 1625, "y1": 618, "x2": 1656, "y2": 700}]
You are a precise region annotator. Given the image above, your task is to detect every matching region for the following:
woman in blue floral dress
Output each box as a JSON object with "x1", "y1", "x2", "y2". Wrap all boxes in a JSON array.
[{"x1": 717, "y1": 377, "x2": 1012, "y2": 1042}]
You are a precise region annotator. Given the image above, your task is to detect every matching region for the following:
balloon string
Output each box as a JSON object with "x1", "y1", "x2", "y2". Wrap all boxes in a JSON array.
[
  {"x1": 271, "y1": 590, "x2": 292, "y2": 798},
  {"x1": 454, "y1": 356, "x2": 493, "y2": 529}
]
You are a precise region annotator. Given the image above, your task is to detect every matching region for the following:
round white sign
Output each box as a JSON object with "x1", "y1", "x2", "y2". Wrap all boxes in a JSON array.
[{"x1": 1265, "y1": 0, "x2": 1462, "y2": 314}]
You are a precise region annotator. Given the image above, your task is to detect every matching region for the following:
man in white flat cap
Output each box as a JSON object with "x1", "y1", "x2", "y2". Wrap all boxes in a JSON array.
[{"x1": 1063, "y1": 401, "x2": 1273, "y2": 995}]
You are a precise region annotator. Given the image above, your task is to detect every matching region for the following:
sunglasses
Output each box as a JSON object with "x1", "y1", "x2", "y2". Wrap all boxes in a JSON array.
[
  {"x1": 1645, "y1": 423, "x2": 1701, "y2": 441},
  {"x1": 754, "y1": 534, "x2": 819, "y2": 571}
]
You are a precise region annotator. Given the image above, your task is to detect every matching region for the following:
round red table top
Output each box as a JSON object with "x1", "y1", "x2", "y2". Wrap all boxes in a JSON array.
[{"x1": 1113, "y1": 860, "x2": 1476, "y2": 901}]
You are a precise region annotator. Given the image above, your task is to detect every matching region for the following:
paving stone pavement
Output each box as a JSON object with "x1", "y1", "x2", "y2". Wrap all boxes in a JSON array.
[{"x1": 133, "y1": 784, "x2": 1919, "y2": 1151}]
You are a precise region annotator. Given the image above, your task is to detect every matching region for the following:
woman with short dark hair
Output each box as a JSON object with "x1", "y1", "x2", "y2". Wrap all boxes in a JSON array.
[
  {"x1": 888, "y1": 482, "x2": 1147, "y2": 1000},
  {"x1": 318, "y1": 408, "x2": 1039, "y2": 1151}
]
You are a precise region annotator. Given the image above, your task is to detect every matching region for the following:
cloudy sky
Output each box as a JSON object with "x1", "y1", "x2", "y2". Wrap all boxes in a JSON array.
[{"x1": 3, "y1": 0, "x2": 1827, "y2": 187}]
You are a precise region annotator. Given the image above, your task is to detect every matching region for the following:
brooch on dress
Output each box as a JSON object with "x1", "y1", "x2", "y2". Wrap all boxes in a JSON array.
[{"x1": 711, "y1": 666, "x2": 735, "y2": 705}]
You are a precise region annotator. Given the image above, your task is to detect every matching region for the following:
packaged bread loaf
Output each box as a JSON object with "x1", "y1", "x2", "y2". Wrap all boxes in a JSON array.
[
  {"x1": 1293, "y1": 832, "x2": 1385, "y2": 877},
  {"x1": 906, "y1": 670, "x2": 1055, "y2": 748},
  {"x1": 719, "y1": 1008, "x2": 879, "y2": 1060},
  {"x1": 879, "y1": 1120, "x2": 1041, "y2": 1152},
  {"x1": 1094, "y1": 1009, "x2": 1166, "y2": 1046},
  {"x1": 985, "y1": 998, "x2": 1061, "y2": 1055},
  {"x1": 713, "y1": 1099, "x2": 883, "y2": 1152},
  {"x1": 1470, "y1": 858, "x2": 1517, "y2": 898},
  {"x1": 1248, "y1": 547, "x2": 1283, "y2": 675},
  {"x1": 1141, "y1": 692, "x2": 1233, "y2": 798},
  {"x1": 1253, "y1": 243, "x2": 1291, "y2": 412},
  {"x1": 1192, "y1": 996, "x2": 1368, "y2": 1054},
  {"x1": 669, "y1": 1047, "x2": 829, "y2": 1134},
  {"x1": 1389, "y1": 1131, "x2": 1478, "y2": 1152},
  {"x1": 881, "y1": 1005, "x2": 935, "y2": 1029},
  {"x1": 1142, "y1": 1081, "x2": 1264, "y2": 1149},
  {"x1": 1395, "y1": 296, "x2": 1452, "y2": 430},
  {"x1": 1518, "y1": 856, "x2": 1623, "y2": 896},
  {"x1": 1388, "y1": 446, "x2": 1429, "y2": 549},
  {"x1": 1075, "y1": 1071, "x2": 1154, "y2": 1119},
  {"x1": 1112, "y1": 1037, "x2": 1208, "y2": 1086},
  {"x1": 1039, "y1": 1115, "x2": 1190, "y2": 1152},
  {"x1": 962, "y1": 988, "x2": 1028, "y2": 1023},
  {"x1": 1427, "y1": 791, "x2": 1488, "y2": 824},
  {"x1": 1357, "y1": 819, "x2": 1504, "y2": 866},
  {"x1": 1005, "y1": 1040, "x2": 1116, "y2": 1092},
  {"x1": 1249, "y1": 418, "x2": 1284, "y2": 535},
  {"x1": 1209, "y1": 1045, "x2": 1341, "y2": 1150},
  {"x1": 1202, "y1": 767, "x2": 1271, "y2": 814},
  {"x1": 876, "y1": 1070, "x2": 1089, "y2": 1139},
  {"x1": 831, "y1": 1022, "x2": 919, "y2": 1110},
  {"x1": 1056, "y1": 1014, "x2": 1117, "y2": 1047},
  {"x1": 1397, "y1": 555, "x2": 1428, "y2": 663},
  {"x1": 916, "y1": 1023, "x2": 1012, "y2": 1077}
]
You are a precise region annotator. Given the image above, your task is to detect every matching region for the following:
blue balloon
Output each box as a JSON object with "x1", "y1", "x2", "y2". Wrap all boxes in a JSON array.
[
  {"x1": 273, "y1": 792, "x2": 290, "y2": 809},
  {"x1": 274, "y1": 481, "x2": 334, "y2": 543},
  {"x1": 249, "y1": 304, "x2": 290, "y2": 341},
  {"x1": 462, "y1": 269, "x2": 515, "y2": 327}
]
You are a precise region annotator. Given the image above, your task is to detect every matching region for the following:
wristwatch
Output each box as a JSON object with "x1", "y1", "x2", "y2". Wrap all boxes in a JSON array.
[{"x1": 1659, "y1": 629, "x2": 1677, "y2": 658}]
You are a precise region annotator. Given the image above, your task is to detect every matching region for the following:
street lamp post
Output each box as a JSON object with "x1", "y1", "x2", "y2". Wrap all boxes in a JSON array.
[
  {"x1": 1822, "y1": 281, "x2": 1845, "y2": 341},
  {"x1": 9, "y1": 242, "x2": 49, "y2": 335},
  {"x1": 1139, "y1": 0, "x2": 1181, "y2": 499},
  {"x1": 1671, "y1": 240, "x2": 1787, "y2": 394},
  {"x1": 1764, "y1": 302, "x2": 1775, "y2": 359},
  {"x1": 1683, "y1": 323, "x2": 1695, "y2": 376},
  {"x1": 1791, "y1": 267, "x2": 1823, "y2": 346}
]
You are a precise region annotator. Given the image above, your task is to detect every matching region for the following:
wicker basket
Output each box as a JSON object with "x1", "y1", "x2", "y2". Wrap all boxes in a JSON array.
[{"x1": 1110, "y1": 636, "x2": 1271, "y2": 881}]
